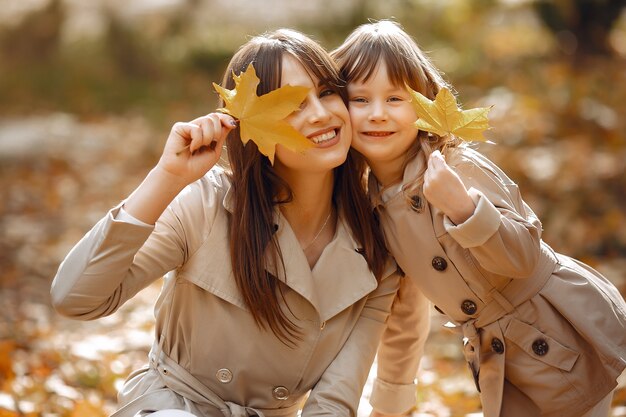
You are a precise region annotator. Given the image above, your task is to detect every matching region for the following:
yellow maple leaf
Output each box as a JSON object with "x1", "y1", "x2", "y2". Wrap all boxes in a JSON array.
[
  {"x1": 408, "y1": 87, "x2": 492, "y2": 142},
  {"x1": 213, "y1": 63, "x2": 313, "y2": 164}
]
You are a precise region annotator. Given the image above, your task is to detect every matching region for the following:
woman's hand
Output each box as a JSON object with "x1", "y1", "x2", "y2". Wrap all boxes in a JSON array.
[
  {"x1": 122, "y1": 113, "x2": 236, "y2": 225},
  {"x1": 423, "y1": 150, "x2": 475, "y2": 225},
  {"x1": 156, "y1": 113, "x2": 237, "y2": 187}
]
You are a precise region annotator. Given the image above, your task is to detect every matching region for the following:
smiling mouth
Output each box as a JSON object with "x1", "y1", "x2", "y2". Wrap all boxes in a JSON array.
[
  {"x1": 310, "y1": 128, "x2": 338, "y2": 144},
  {"x1": 363, "y1": 131, "x2": 394, "y2": 137}
]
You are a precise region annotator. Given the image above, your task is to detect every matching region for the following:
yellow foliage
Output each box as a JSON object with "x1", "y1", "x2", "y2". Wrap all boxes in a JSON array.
[
  {"x1": 213, "y1": 63, "x2": 313, "y2": 164},
  {"x1": 409, "y1": 87, "x2": 492, "y2": 142},
  {"x1": 70, "y1": 400, "x2": 108, "y2": 417}
]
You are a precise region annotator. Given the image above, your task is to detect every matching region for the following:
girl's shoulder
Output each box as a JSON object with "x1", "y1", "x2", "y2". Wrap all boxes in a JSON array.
[{"x1": 447, "y1": 145, "x2": 516, "y2": 187}]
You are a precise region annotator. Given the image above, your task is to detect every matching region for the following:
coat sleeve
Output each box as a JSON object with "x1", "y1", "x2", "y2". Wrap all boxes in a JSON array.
[
  {"x1": 443, "y1": 149, "x2": 543, "y2": 278},
  {"x1": 369, "y1": 274, "x2": 431, "y2": 414},
  {"x1": 50, "y1": 175, "x2": 221, "y2": 320},
  {"x1": 301, "y1": 268, "x2": 401, "y2": 417}
]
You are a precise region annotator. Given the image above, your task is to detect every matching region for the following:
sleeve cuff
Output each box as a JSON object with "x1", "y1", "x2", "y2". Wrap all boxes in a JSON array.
[
  {"x1": 443, "y1": 188, "x2": 501, "y2": 248},
  {"x1": 102, "y1": 202, "x2": 154, "y2": 244},
  {"x1": 116, "y1": 204, "x2": 154, "y2": 227},
  {"x1": 369, "y1": 378, "x2": 417, "y2": 414}
]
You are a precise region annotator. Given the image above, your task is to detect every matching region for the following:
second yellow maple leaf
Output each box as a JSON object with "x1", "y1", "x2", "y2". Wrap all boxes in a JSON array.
[
  {"x1": 409, "y1": 87, "x2": 492, "y2": 142},
  {"x1": 213, "y1": 63, "x2": 314, "y2": 164}
]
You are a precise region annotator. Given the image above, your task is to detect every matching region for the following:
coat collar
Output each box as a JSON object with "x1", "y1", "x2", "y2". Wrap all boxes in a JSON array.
[
  {"x1": 368, "y1": 150, "x2": 427, "y2": 208},
  {"x1": 184, "y1": 176, "x2": 377, "y2": 322},
  {"x1": 268, "y1": 211, "x2": 378, "y2": 321}
]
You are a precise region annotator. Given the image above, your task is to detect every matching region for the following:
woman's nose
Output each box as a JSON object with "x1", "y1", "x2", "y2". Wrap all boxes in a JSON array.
[{"x1": 306, "y1": 95, "x2": 331, "y2": 124}]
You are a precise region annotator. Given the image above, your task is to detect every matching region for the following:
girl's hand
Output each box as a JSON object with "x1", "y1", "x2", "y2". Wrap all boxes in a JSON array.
[
  {"x1": 156, "y1": 113, "x2": 237, "y2": 187},
  {"x1": 423, "y1": 150, "x2": 475, "y2": 225}
]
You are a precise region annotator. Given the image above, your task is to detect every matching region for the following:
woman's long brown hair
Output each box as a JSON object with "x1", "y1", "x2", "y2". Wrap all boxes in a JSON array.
[{"x1": 220, "y1": 29, "x2": 387, "y2": 345}]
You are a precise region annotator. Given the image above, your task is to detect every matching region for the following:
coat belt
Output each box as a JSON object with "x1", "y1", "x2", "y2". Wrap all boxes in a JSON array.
[
  {"x1": 450, "y1": 243, "x2": 559, "y2": 417},
  {"x1": 149, "y1": 349, "x2": 302, "y2": 417}
]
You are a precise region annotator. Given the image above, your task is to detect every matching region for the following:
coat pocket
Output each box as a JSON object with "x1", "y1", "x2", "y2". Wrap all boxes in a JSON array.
[
  {"x1": 502, "y1": 319, "x2": 582, "y2": 414},
  {"x1": 505, "y1": 319, "x2": 579, "y2": 371}
]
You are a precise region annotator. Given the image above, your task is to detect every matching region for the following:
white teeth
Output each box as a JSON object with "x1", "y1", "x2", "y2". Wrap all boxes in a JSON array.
[{"x1": 311, "y1": 130, "x2": 336, "y2": 144}]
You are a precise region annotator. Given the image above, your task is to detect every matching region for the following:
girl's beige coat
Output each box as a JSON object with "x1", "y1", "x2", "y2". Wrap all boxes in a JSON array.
[
  {"x1": 369, "y1": 147, "x2": 626, "y2": 417},
  {"x1": 51, "y1": 168, "x2": 400, "y2": 417}
]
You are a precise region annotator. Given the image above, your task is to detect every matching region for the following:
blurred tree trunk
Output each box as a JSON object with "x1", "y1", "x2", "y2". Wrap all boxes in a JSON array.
[{"x1": 534, "y1": 0, "x2": 625, "y2": 57}]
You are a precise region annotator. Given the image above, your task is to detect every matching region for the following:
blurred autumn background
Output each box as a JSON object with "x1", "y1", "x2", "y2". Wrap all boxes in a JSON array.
[{"x1": 1, "y1": 0, "x2": 625, "y2": 416}]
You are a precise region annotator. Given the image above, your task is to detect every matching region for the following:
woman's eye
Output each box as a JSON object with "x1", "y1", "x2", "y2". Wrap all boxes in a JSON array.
[{"x1": 319, "y1": 88, "x2": 336, "y2": 98}]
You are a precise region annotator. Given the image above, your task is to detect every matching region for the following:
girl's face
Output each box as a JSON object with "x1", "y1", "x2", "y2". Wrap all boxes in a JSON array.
[
  {"x1": 347, "y1": 61, "x2": 418, "y2": 172},
  {"x1": 274, "y1": 54, "x2": 351, "y2": 175}
]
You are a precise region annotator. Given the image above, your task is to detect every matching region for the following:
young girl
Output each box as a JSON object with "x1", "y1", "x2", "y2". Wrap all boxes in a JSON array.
[
  {"x1": 50, "y1": 29, "x2": 400, "y2": 417},
  {"x1": 332, "y1": 21, "x2": 626, "y2": 417}
]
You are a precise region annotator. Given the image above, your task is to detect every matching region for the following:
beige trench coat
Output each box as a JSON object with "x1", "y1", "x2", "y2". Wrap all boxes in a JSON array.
[
  {"x1": 369, "y1": 147, "x2": 626, "y2": 417},
  {"x1": 51, "y1": 167, "x2": 400, "y2": 417}
]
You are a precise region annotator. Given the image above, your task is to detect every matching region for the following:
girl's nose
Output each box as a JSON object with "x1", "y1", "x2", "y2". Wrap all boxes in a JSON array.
[
  {"x1": 368, "y1": 101, "x2": 388, "y2": 121},
  {"x1": 307, "y1": 94, "x2": 331, "y2": 124}
]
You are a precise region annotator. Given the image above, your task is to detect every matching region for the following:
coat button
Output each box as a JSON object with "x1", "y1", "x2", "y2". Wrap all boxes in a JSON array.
[
  {"x1": 491, "y1": 338, "x2": 504, "y2": 354},
  {"x1": 431, "y1": 256, "x2": 448, "y2": 271},
  {"x1": 272, "y1": 386, "x2": 290, "y2": 400},
  {"x1": 461, "y1": 299, "x2": 477, "y2": 315},
  {"x1": 320, "y1": 321, "x2": 326, "y2": 330},
  {"x1": 216, "y1": 368, "x2": 233, "y2": 383},
  {"x1": 532, "y1": 339, "x2": 549, "y2": 356},
  {"x1": 409, "y1": 195, "x2": 422, "y2": 212}
]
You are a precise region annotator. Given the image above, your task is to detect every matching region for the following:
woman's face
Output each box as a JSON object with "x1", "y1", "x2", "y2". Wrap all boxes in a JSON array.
[{"x1": 273, "y1": 54, "x2": 351, "y2": 176}]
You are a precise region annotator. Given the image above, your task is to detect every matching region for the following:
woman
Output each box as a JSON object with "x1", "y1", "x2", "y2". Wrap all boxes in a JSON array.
[{"x1": 51, "y1": 28, "x2": 399, "y2": 417}]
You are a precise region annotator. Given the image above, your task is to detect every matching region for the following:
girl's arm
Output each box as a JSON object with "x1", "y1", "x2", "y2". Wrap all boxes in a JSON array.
[
  {"x1": 424, "y1": 149, "x2": 542, "y2": 278},
  {"x1": 301, "y1": 269, "x2": 401, "y2": 417},
  {"x1": 50, "y1": 114, "x2": 235, "y2": 318},
  {"x1": 369, "y1": 275, "x2": 430, "y2": 416}
]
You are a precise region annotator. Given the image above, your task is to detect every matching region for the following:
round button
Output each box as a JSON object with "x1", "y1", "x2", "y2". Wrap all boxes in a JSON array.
[
  {"x1": 532, "y1": 339, "x2": 549, "y2": 356},
  {"x1": 409, "y1": 195, "x2": 422, "y2": 212},
  {"x1": 461, "y1": 299, "x2": 477, "y2": 315},
  {"x1": 491, "y1": 338, "x2": 504, "y2": 354},
  {"x1": 431, "y1": 256, "x2": 448, "y2": 271},
  {"x1": 216, "y1": 368, "x2": 233, "y2": 383},
  {"x1": 272, "y1": 386, "x2": 290, "y2": 400}
]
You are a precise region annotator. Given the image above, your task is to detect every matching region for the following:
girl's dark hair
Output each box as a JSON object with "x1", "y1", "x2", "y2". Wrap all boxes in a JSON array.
[
  {"x1": 332, "y1": 20, "x2": 463, "y2": 190},
  {"x1": 219, "y1": 29, "x2": 387, "y2": 345}
]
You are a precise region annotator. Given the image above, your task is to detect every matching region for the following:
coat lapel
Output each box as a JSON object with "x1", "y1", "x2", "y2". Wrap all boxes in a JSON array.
[
  {"x1": 270, "y1": 213, "x2": 378, "y2": 322},
  {"x1": 182, "y1": 183, "x2": 377, "y2": 321}
]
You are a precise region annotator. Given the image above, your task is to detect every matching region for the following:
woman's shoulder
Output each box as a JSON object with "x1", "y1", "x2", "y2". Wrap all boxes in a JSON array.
[
  {"x1": 176, "y1": 166, "x2": 232, "y2": 206},
  {"x1": 165, "y1": 166, "x2": 233, "y2": 233}
]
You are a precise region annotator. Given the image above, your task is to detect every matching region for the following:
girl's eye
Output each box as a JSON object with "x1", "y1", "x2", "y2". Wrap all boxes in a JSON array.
[
  {"x1": 388, "y1": 96, "x2": 404, "y2": 102},
  {"x1": 319, "y1": 88, "x2": 336, "y2": 98},
  {"x1": 349, "y1": 97, "x2": 367, "y2": 103}
]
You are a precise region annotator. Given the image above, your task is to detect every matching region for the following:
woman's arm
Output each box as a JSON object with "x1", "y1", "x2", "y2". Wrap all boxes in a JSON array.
[
  {"x1": 50, "y1": 113, "x2": 235, "y2": 319},
  {"x1": 301, "y1": 270, "x2": 401, "y2": 417},
  {"x1": 369, "y1": 275, "x2": 431, "y2": 416}
]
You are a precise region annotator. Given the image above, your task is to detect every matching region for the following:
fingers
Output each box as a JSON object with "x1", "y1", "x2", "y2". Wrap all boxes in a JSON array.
[
  {"x1": 428, "y1": 150, "x2": 446, "y2": 169},
  {"x1": 182, "y1": 113, "x2": 237, "y2": 154}
]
